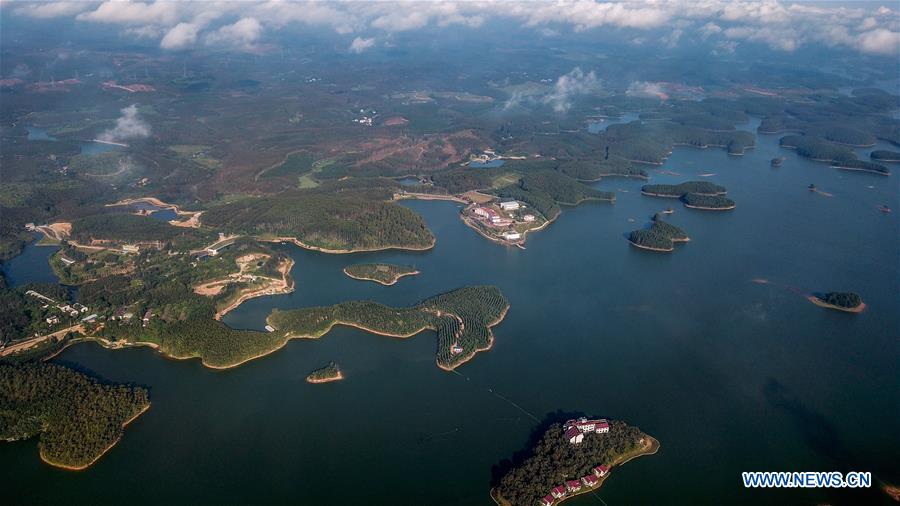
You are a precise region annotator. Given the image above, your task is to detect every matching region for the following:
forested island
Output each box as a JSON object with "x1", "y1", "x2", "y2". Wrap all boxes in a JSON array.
[
  {"x1": 268, "y1": 286, "x2": 509, "y2": 370},
  {"x1": 871, "y1": 150, "x2": 900, "y2": 163},
  {"x1": 343, "y1": 263, "x2": 419, "y2": 285},
  {"x1": 0, "y1": 363, "x2": 150, "y2": 470},
  {"x1": 681, "y1": 193, "x2": 736, "y2": 210},
  {"x1": 831, "y1": 160, "x2": 891, "y2": 175},
  {"x1": 808, "y1": 292, "x2": 865, "y2": 313},
  {"x1": 641, "y1": 181, "x2": 726, "y2": 198},
  {"x1": 492, "y1": 419, "x2": 659, "y2": 506},
  {"x1": 628, "y1": 215, "x2": 690, "y2": 252},
  {"x1": 306, "y1": 361, "x2": 343, "y2": 383}
]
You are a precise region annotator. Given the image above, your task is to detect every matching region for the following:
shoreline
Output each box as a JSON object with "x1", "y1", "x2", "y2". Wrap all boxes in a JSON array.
[
  {"x1": 492, "y1": 435, "x2": 660, "y2": 506},
  {"x1": 394, "y1": 192, "x2": 468, "y2": 204},
  {"x1": 808, "y1": 296, "x2": 866, "y2": 313},
  {"x1": 683, "y1": 203, "x2": 735, "y2": 211},
  {"x1": 260, "y1": 235, "x2": 435, "y2": 255},
  {"x1": 832, "y1": 165, "x2": 891, "y2": 176},
  {"x1": 38, "y1": 402, "x2": 150, "y2": 471},
  {"x1": 627, "y1": 239, "x2": 673, "y2": 252},
  {"x1": 343, "y1": 268, "x2": 420, "y2": 286},
  {"x1": 306, "y1": 371, "x2": 344, "y2": 384},
  {"x1": 214, "y1": 257, "x2": 295, "y2": 320},
  {"x1": 436, "y1": 303, "x2": 509, "y2": 372}
]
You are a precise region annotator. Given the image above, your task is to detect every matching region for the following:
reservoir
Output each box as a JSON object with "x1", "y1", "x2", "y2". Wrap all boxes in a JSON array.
[{"x1": 1, "y1": 124, "x2": 897, "y2": 505}]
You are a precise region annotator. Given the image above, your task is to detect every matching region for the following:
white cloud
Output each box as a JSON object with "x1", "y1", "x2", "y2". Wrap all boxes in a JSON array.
[
  {"x1": 99, "y1": 104, "x2": 151, "y2": 143},
  {"x1": 856, "y1": 28, "x2": 900, "y2": 55},
  {"x1": 349, "y1": 36, "x2": 376, "y2": 54},
  {"x1": 160, "y1": 22, "x2": 202, "y2": 50},
  {"x1": 7, "y1": 0, "x2": 899, "y2": 57},
  {"x1": 544, "y1": 67, "x2": 601, "y2": 113},
  {"x1": 626, "y1": 81, "x2": 667, "y2": 100},
  {"x1": 14, "y1": 1, "x2": 93, "y2": 19},
  {"x1": 205, "y1": 17, "x2": 262, "y2": 50}
]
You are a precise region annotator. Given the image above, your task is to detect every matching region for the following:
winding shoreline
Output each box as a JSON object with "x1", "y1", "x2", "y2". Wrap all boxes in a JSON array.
[
  {"x1": 491, "y1": 435, "x2": 660, "y2": 506},
  {"x1": 38, "y1": 402, "x2": 150, "y2": 471},
  {"x1": 343, "y1": 267, "x2": 420, "y2": 286},
  {"x1": 260, "y1": 235, "x2": 435, "y2": 254}
]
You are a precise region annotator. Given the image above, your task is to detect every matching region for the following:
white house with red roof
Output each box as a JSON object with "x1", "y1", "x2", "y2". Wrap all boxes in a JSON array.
[
  {"x1": 539, "y1": 495, "x2": 554, "y2": 506},
  {"x1": 593, "y1": 464, "x2": 610, "y2": 477},
  {"x1": 565, "y1": 480, "x2": 582, "y2": 492},
  {"x1": 564, "y1": 426, "x2": 584, "y2": 444},
  {"x1": 581, "y1": 474, "x2": 599, "y2": 487},
  {"x1": 565, "y1": 417, "x2": 610, "y2": 434},
  {"x1": 551, "y1": 486, "x2": 567, "y2": 498}
]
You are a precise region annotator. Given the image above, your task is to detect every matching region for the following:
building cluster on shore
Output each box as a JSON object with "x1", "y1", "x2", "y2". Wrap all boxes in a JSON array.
[
  {"x1": 540, "y1": 463, "x2": 610, "y2": 506},
  {"x1": 468, "y1": 198, "x2": 536, "y2": 242},
  {"x1": 533, "y1": 418, "x2": 613, "y2": 505}
]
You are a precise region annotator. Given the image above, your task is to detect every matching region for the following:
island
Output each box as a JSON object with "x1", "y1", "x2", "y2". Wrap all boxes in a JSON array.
[
  {"x1": 628, "y1": 214, "x2": 690, "y2": 252},
  {"x1": 268, "y1": 286, "x2": 509, "y2": 370},
  {"x1": 0, "y1": 362, "x2": 150, "y2": 470},
  {"x1": 492, "y1": 417, "x2": 659, "y2": 506},
  {"x1": 808, "y1": 292, "x2": 865, "y2": 313},
  {"x1": 871, "y1": 150, "x2": 900, "y2": 163},
  {"x1": 343, "y1": 263, "x2": 419, "y2": 285},
  {"x1": 831, "y1": 159, "x2": 891, "y2": 175},
  {"x1": 306, "y1": 361, "x2": 343, "y2": 383},
  {"x1": 641, "y1": 181, "x2": 726, "y2": 198},
  {"x1": 682, "y1": 193, "x2": 736, "y2": 210}
]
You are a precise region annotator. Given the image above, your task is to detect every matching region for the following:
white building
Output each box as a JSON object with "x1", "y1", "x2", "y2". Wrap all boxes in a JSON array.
[
  {"x1": 122, "y1": 244, "x2": 140, "y2": 254},
  {"x1": 523, "y1": 214, "x2": 536, "y2": 222},
  {"x1": 499, "y1": 200, "x2": 520, "y2": 211},
  {"x1": 502, "y1": 231, "x2": 521, "y2": 241}
]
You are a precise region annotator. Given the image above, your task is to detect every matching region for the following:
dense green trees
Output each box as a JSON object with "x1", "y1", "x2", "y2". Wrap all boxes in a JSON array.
[
  {"x1": 71, "y1": 212, "x2": 212, "y2": 248},
  {"x1": 870, "y1": 150, "x2": 900, "y2": 162},
  {"x1": 779, "y1": 135, "x2": 856, "y2": 162},
  {"x1": 831, "y1": 160, "x2": 890, "y2": 175},
  {"x1": 202, "y1": 188, "x2": 434, "y2": 251},
  {"x1": 496, "y1": 420, "x2": 646, "y2": 506},
  {"x1": 306, "y1": 361, "x2": 342, "y2": 382},
  {"x1": 269, "y1": 286, "x2": 509, "y2": 369},
  {"x1": 520, "y1": 171, "x2": 615, "y2": 205},
  {"x1": 641, "y1": 181, "x2": 726, "y2": 197},
  {"x1": 0, "y1": 363, "x2": 149, "y2": 469},
  {"x1": 628, "y1": 216, "x2": 689, "y2": 252},
  {"x1": 818, "y1": 292, "x2": 863, "y2": 309},
  {"x1": 343, "y1": 263, "x2": 418, "y2": 285},
  {"x1": 681, "y1": 193, "x2": 736, "y2": 209}
]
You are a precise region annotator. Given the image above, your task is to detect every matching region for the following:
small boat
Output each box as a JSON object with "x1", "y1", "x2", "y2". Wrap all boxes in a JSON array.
[
  {"x1": 879, "y1": 204, "x2": 891, "y2": 213},
  {"x1": 808, "y1": 184, "x2": 816, "y2": 191},
  {"x1": 662, "y1": 208, "x2": 674, "y2": 214}
]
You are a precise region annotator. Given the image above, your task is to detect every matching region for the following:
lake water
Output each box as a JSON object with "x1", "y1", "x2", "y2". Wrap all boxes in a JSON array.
[
  {"x1": 25, "y1": 126, "x2": 57, "y2": 141},
  {"x1": 588, "y1": 112, "x2": 641, "y2": 133},
  {"x1": 2, "y1": 122, "x2": 898, "y2": 505},
  {"x1": 80, "y1": 140, "x2": 123, "y2": 155}
]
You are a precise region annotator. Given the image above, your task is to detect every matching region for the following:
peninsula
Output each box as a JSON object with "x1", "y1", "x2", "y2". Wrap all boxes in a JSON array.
[
  {"x1": 343, "y1": 263, "x2": 420, "y2": 285},
  {"x1": 492, "y1": 418, "x2": 659, "y2": 506},
  {"x1": 268, "y1": 286, "x2": 509, "y2": 370},
  {"x1": 0, "y1": 362, "x2": 150, "y2": 470}
]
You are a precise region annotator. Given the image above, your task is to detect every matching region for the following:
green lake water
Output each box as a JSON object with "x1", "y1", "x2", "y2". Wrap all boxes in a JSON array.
[{"x1": 2, "y1": 121, "x2": 898, "y2": 505}]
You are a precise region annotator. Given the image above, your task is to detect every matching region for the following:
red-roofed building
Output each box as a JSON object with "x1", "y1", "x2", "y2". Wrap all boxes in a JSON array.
[
  {"x1": 551, "y1": 486, "x2": 567, "y2": 498},
  {"x1": 593, "y1": 465, "x2": 610, "y2": 477},
  {"x1": 581, "y1": 474, "x2": 599, "y2": 487},
  {"x1": 565, "y1": 426, "x2": 584, "y2": 444},
  {"x1": 539, "y1": 495, "x2": 554, "y2": 506},
  {"x1": 565, "y1": 417, "x2": 610, "y2": 434},
  {"x1": 566, "y1": 480, "x2": 582, "y2": 492}
]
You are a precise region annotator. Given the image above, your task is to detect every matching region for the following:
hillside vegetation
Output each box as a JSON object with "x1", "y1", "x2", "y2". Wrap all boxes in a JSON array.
[{"x1": 0, "y1": 363, "x2": 150, "y2": 469}]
